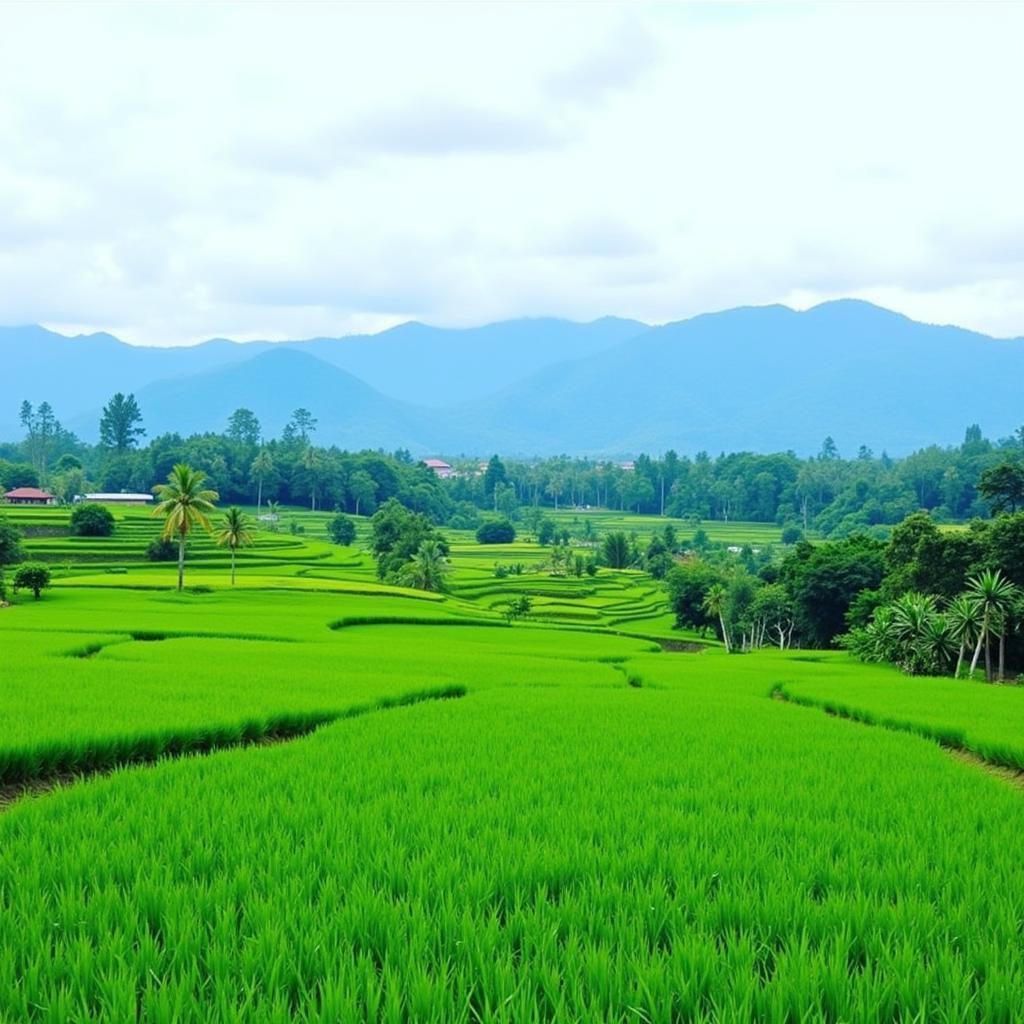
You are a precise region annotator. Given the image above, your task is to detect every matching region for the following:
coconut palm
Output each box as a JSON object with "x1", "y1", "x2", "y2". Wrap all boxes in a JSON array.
[
  {"x1": 250, "y1": 448, "x2": 273, "y2": 512},
  {"x1": 947, "y1": 594, "x2": 983, "y2": 679},
  {"x1": 300, "y1": 445, "x2": 322, "y2": 511},
  {"x1": 398, "y1": 539, "x2": 451, "y2": 593},
  {"x1": 216, "y1": 506, "x2": 253, "y2": 586},
  {"x1": 967, "y1": 569, "x2": 1018, "y2": 682},
  {"x1": 703, "y1": 583, "x2": 731, "y2": 653},
  {"x1": 152, "y1": 464, "x2": 219, "y2": 591}
]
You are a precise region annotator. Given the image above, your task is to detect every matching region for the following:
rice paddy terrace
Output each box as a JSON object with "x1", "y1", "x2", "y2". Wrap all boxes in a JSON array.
[{"x1": 2, "y1": 503, "x2": 1024, "y2": 1022}]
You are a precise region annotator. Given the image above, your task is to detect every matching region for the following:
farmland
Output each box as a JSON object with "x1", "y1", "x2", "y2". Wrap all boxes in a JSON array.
[{"x1": 1, "y1": 503, "x2": 1023, "y2": 1022}]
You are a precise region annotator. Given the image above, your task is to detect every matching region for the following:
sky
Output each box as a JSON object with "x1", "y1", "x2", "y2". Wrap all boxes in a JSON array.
[{"x1": 1, "y1": 1, "x2": 1022, "y2": 346}]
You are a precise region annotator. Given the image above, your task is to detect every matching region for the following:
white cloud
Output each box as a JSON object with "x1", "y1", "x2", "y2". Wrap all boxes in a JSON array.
[{"x1": 0, "y1": 2, "x2": 1022, "y2": 343}]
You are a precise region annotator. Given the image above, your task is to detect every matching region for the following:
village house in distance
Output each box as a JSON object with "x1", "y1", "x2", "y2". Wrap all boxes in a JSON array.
[{"x1": 2, "y1": 487, "x2": 55, "y2": 506}]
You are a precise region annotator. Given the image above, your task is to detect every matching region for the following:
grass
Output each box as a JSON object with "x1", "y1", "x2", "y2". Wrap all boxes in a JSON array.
[{"x1": 0, "y1": 502, "x2": 1021, "y2": 1020}]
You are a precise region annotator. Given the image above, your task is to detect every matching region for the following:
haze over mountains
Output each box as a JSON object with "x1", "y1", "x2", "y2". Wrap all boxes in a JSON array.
[{"x1": 2, "y1": 301, "x2": 1022, "y2": 457}]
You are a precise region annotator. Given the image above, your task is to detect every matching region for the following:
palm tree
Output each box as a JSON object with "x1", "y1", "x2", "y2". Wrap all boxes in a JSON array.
[
  {"x1": 152, "y1": 464, "x2": 219, "y2": 591},
  {"x1": 250, "y1": 448, "x2": 273, "y2": 512},
  {"x1": 216, "y1": 506, "x2": 253, "y2": 586},
  {"x1": 947, "y1": 594, "x2": 983, "y2": 679},
  {"x1": 398, "y1": 539, "x2": 451, "y2": 593},
  {"x1": 301, "y1": 446, "x2": 322, "y2": 511},
  {"x1": 703, "y1": 583, "x2": 731, "y2": 653},
  {"x1": 967, "y1": 570, "x2": 1018, "y2": 681}
]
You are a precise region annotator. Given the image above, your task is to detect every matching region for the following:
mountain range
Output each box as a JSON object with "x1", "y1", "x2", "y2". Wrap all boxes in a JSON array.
[{"x1": 2, "y1": 301, "x2": 1021, "y2": 457}]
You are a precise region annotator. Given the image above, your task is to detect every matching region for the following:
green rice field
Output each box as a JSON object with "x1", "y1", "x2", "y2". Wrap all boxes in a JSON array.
[{"x1": 1, "y1": 503, "x2": 1022, "y2": 1022}]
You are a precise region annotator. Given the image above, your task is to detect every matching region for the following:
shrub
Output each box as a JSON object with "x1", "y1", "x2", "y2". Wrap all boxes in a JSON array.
[
  {"x1": 13, "y1": 562, "x2": 51, "y2": 599},
  {"x1": 70, "y1": 503, "x2": 115, "y2": 537},
  {"x1": 328, "y1": 512, "x2": 356, "y2": 546},
  {"x1": 537, "y1": 520, "x2": 555, "y2": 546},
  {"x1": 147, "y1": 537, "x2": 178, "y2": 561},
  {"x1": 781, "y1": 524, "x2": 804, "y2": 545},
  {"x1": 476, "y1": 520, "x2": 516, "y2": 544}
]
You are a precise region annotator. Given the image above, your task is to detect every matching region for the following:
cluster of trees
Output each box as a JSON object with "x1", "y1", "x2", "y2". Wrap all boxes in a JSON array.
[
  {"x1": 5, "y1": 396, "x2": 1024, "y2": 543},
  {"x1": 437, "y1": 428, "x2": 1024, "y2": 535},
  {"x1": 843, "y1": 572, "x2": 1020, "y2": 681},
  {"x1": 667, "y1": 506, "x2": 1024, "y2": 677},
  {"x1": 1, "y1": 401, "x2": 451, "y2": 521}
]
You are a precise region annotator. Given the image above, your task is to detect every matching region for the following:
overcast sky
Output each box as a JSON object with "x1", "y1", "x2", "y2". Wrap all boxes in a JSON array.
[{"x1": 1, "y1": 2, "x2": 1022, "y2": 345}]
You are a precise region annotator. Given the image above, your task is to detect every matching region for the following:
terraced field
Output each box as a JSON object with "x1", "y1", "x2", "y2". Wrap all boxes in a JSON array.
[{"x1": 1, "y1": 503, "x2": 1022, "y2": 1022}]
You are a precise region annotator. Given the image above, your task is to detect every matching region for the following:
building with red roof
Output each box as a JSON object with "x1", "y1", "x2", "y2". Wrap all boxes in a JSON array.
[{"x1": 3, "y1": 487, "x2": 55, "y2": 506}]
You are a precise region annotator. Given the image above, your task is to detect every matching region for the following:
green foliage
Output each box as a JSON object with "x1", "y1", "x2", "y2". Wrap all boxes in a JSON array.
[
  {"x1": 69, "y1": 502, "x2": 115, "y2": 537},
  {"x1": 600, "y1": 531, "x2": 631, "y2": 569},
  {"x1": 370, "y1": 498, "x2": 448, "y2": 582},
  {"x1": 99, "y1": 392, "x2": 145, "y2": 453},
  {"x1": 0, "y1": 512, "x2": 23, "y2": 566},
  {"x1": 327, "y1": 512, "x2": 356, "y2": 546},
  {"x1": 536, "y1": 518, "x2": 555, "y2": 546},
  {"x1": 665, "y1": 561, "x2": 722, "y2": 633},
  {"x1": 475, "y1": 519, "x2": 516, "y2": 544},
  {"x1": 978, "y1": 461, "x2": 1024, "y2": 515},
  {"x1": 781, "y1": 524, "x2": 803, "y2": 544},
  {"x1": 146, "y1": 536, "x2": 177, "y2": 561},
  {"x1": 13, "y1": 561, "x2": 51, "y2": 599},
  {"x1": 780, "y1": 535, "x2": 886, "y2": 647}
]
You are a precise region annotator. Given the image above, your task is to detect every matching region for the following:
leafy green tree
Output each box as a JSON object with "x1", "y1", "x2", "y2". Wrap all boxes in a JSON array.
[
  {"x1": 226, "y1": 408, "x2": 262, "y2": 448},
  {"x1": 99, "y1": 393, "x2": 145, "y2": 453},
  {"x1": 13, "y1": 562, "x2": 51, "y2": 600},
  {"x1": 601, "y1": 531, "x2": 631, "y2": 569},
  {"x1": 20, "y1": 400, "x2": 61, "y2": 479},
  {"x1": 978, "y1": 462, "x2": 1024, "y2": 515},
  {"x1": 780, "y1": 535, "x2": 885, "y2": 647},
  {"x1": 370, "y1": 498, "x2": 447, "y2": 582},
  {"x1": 69, "y1": 503, "x2": 115, "y2": 537},
  {"x1": 216, "y1": 506, "x2": 253, "y2": 585},
  {"x1": 328, "y1": 512, "x2": 356, "y2": 546},
  {"x1": 152, "y1": 464, "x2": 219, "y2": 591},
  {"x1": 0, "y1": 512, "x2": 23, "y2": 567},
  {"x1": 504, "y1": 595, "x2": 532, "y2": 623},
  {"x1": 398, "y1": 539, "x2": 451, "y2": 592},
  {"x1": 300, "y1": 446, "x2": 322, "y2": 511},
  {"x1": 348, "y1": 470, "x2": 377, "y2": 516},
  {"x1": 283, "y1": 408, "x2": 317, "y2": 446},
  {"x1": 537, "y1": 519, "x2": 555, "y2": 547},
  {"x1": 482, "y1": 455, "x2": 507, "y2": 510},
  {"x1": 476, "y1": 520, "x2": 516, "y2": 544},
  {"x1": 665, "y1": 561, "x2": 722, "y2": 634}
]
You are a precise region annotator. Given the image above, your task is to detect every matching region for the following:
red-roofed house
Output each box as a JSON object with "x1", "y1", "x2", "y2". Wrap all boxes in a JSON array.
[
  {"x1": 3, "y1": 487, "x2": 55, "y2": 506},
  {"x1": 424, "y1": 458, "x2": 454, "y2": 479}
]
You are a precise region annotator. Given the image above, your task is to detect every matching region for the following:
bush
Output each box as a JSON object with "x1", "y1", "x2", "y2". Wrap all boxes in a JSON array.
[
  {"x1": 328, "y1": 512, "x2": 356, "y2": 546},
  {"x1": 537, "y1": 519, "x2": 555, "y2": 546},
  {"x1": 147, "y1": 536, "x2": 178, "y2": 562},
  {"x1": 70, "y1": 503, "x2": 115, "y2": 537},
  {"x1": 781, "y1": 524, "x2": 804, "y2": 545},
  {"x1": 476, "y1": 520, "x2": 516, "y2": 544},
  {"x1": 13, "y1": 562, "x2": 51, "y2": 599}
]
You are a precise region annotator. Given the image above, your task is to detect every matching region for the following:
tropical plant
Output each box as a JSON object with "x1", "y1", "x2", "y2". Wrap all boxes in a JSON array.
[
  {"x1": 703, "y1": 583, "x2": 731, "y2": 653},
  {"x1": 216, "y1": 506, "x2": 253, "y2": 585},
  {"x1": 250, "y1": 449, "x2": 274, "y2": 511},
  {"x1": 947, "y1": 594, "x2": 983, "y2": 679},
  {"x1": 152, "y1": 464, "x2": 219, "y2": 591},
  {"x1": 398, "y1": 538, "x2": 451, "y2": 593},
  {"x1": 967, "y1": 569, "x2": 1018, "y2": 681}
]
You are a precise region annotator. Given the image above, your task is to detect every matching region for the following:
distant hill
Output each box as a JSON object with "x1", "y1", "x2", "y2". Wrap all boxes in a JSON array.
[
  {"x1": 446, "y1": 300, "x2": 1024, "y2": 456},
  {"x1": 0, "y1": 316, "x2": 644, "y2": 442},
  {"x1": 3, "y1": 301, "x2": 1023, "y2": 455}
]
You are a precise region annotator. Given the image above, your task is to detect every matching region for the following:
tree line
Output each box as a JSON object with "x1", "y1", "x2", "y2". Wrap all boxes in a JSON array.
[{"x1": 3, "y1": 398, "x2": 1023, "y2": 540}]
